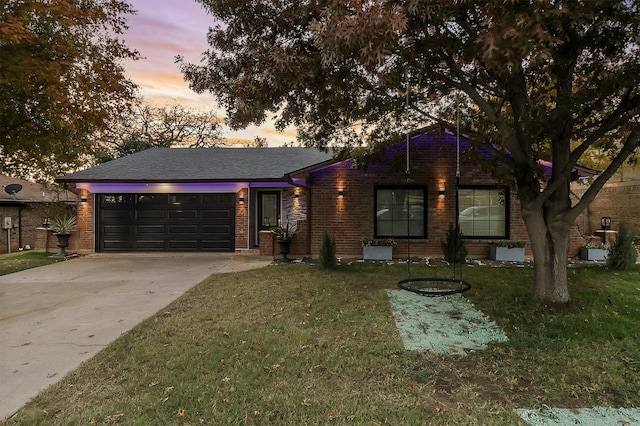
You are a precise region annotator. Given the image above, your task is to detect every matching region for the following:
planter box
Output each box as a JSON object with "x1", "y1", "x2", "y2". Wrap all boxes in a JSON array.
[
  {"x1": 363, "y1": 246, "x2": 393, "y2": 261},
  {"x1": 489, "y1": 246, "x2": 525, "y2": 262},
  {"x1": 580, "y1": 248, "x2": 608, "y2": 261}
]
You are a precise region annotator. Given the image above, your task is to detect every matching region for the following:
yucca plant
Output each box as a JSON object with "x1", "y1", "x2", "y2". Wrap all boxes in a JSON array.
[{"x1": 49, "y1": 211, "x2": 78, "y2": 234}]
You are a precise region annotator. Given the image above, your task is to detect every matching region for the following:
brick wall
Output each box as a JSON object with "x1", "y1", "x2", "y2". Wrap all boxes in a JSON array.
[
  {"x1": 0, "y1": 204, "x2": 80, "y2": 253},
  {"x1": 574, "y1": 181, "x2": 640, "y2": 236},
  {"x1": 235, "y1": 189, "x2": 249, "y2": 250},
  {"x1": 75, "y1": 189, "x2": 94, "y2": 253},
  {"x1": 0, "y1": 205, "x2": 35, "y2": 253},
  {"x1": 302, "y1": 138, "x2": 532, "y2": 259}
]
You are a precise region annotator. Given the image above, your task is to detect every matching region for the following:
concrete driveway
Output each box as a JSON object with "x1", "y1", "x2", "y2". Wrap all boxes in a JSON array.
[{"x1": 0, "y1": 252, "x2": 271, "y2": 420}]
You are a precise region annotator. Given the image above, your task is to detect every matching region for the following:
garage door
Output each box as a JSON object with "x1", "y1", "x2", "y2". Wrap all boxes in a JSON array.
[{"x1": 97, "y1": 193, "x2": 235, "y2": 252}]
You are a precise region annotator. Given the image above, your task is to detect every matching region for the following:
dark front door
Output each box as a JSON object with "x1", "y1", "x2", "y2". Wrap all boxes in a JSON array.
[
  {"x1": 97, "y1": 193, "x2": 235, "y2": 252},
  {"x1": 258, "y1": 191, "x2": 280, "y2": 232}
]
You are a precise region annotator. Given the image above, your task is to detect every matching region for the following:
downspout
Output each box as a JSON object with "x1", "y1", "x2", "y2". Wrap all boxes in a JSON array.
[
  {"x1": 18, "y1": 205, "x2": 24, "y2": 249},
  {"x1": 285, "y1": 174, "x2": 312, "y2": 255}
]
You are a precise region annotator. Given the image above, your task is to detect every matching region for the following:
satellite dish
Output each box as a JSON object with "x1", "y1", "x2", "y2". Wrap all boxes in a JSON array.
[{"x1": 4, "y1": 184, "x2": 23, "y2": 198}]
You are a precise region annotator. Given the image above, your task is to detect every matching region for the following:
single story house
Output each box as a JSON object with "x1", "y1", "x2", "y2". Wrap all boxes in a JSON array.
[
  {"x1": 0, "y1": 174, "x2": 76, "y2": 253},
  {"x1": 57, "y1": 128, "x2": 591, "y2": 259}
]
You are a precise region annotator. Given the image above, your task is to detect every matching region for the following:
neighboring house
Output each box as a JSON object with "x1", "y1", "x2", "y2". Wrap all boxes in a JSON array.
[
  {"x1": 57, "y1": 128, "x2": 592, "y2": 258},
  {"x1": 572, "y1": 164, "x2": 640, "y2": 239},
  {"x1": 0, "y1": 175, "x2": 76, "y2": 253}
]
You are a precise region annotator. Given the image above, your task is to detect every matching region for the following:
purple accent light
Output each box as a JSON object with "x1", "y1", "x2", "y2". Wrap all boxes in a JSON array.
[{"x1": 76, "y1": 181, "x2": 303, "y2": 194}]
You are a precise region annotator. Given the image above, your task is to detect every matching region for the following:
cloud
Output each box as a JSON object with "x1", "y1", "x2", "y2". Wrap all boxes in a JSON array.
[{"x1": 122, "y1": 0, "x2": 296, "y2": 146}]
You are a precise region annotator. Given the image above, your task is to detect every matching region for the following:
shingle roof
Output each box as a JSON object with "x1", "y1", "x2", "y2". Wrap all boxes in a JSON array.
[
  {"x1": 58, "y1": 147, "x2": 335, "y2": 183},
  {"x1": 1, "y1": 174, "x2": 75, "y2": 203}
]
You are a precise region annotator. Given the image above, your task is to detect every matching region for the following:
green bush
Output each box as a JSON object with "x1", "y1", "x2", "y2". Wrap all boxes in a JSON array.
[
  {"x1": 441, "y1": 223, "x2": 467, "y2": 264},
  {"x1": 319, "y1": 231, "x2": 337, "y2": 269},
  {"x1": 607, "y1": 221, "x2": 638, "y2": 271}
]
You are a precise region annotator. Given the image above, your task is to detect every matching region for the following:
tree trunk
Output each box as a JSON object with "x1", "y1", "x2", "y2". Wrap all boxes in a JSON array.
[{"x1": 521, "y1": 205, "x2": 571, "y2": 304}]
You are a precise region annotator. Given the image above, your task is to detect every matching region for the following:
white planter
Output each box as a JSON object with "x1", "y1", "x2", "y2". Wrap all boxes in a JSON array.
[
  {"x1": 489, "y1": 246, "x2": 525, "y2": 262},
  {"x1": 363, "y1": 246, "x2": 393, "y2": 260},
  {"x1": 580, "y1": 248, "x2": 608, "y2": 261}
]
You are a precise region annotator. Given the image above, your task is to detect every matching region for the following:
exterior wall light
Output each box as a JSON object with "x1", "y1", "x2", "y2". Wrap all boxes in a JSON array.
[
  {"x1": 239, "y1": 195, "x2": 245, "y2": 204},
  {"x1": 438, "y1": 187, "x2": 446, "y2": 198},
  {"x1": 338, "y1": 189, "x2": 344, "y2": 199},
  {"x1": 80, "y1": 196, "x2": 88, "y2": 204},
  {"x1": 294, "y1": 193, "x2": 299, "y2": 199},
  {"x1": 601, "y1": 216, "x2": 611, "y2": 230}
]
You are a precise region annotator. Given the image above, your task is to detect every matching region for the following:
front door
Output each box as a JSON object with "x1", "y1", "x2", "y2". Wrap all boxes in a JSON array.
[{"x1": 258, "y1": 191, "x2": 280, "y2": 232}]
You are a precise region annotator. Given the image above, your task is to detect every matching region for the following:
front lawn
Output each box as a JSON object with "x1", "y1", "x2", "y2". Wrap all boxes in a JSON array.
[
  {"x1": 8, "y1": 263, "x2": 640, "y2": 425},
  {"x1": 0, "y1": 251, "x2": 65, "y2": 276}
]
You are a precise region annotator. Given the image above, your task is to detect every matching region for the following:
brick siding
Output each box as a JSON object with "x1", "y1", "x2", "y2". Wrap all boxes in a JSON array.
[
  {"x1": 574, "y1": 181, "x2": 640, "y2": 237},
  {"x1": 301, "y1": 140, "x2": 533, "y2": 259}
]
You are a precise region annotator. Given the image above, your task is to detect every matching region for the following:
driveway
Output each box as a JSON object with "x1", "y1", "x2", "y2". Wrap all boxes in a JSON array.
[{"x1": 0, "y1": 253, "x2": 271, "y2": 420}]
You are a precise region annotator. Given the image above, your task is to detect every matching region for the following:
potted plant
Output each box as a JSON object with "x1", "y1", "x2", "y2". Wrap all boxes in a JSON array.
[
  {"x1": 271, "y1": 222, "x2": 298, "y2": 261},
  {"x1": 49, "y1": 211, "x2": 78, "y2": 257},
  {"x1": 361, "y1": 238, "x2": 395, "y2": 260},
  {"x1": 489, "y1": 240, "x2": 526, "y2": 262},
  {"x1": 580, "y1": 241, "x2": 608, "y2": 261}
]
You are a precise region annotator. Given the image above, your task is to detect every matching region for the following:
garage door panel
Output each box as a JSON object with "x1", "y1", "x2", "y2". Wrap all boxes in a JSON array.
[
  {"x1": 169, "y1": 210, "x2": 198, "y2": 219},
  {"x1": 102, "y1": 240, "x2": 134, "y2": 250},
  {"x1": 102, "y1": 210, "x2": 133, "y2": 220},
  {"x1": 135, "y1": 240, "x2": 167, "y2": 250},
  {"x1": 137, "y1": 210, "x2": 165, "y2": 219},
  {"x1": 136, "y1": 225, "x2": 165, "y2": 235},
  {"x1": 102, "y1": 223, "x2": 133, "y2": 232},
  {"x1": 168, "y1": 240, "x2": 199, "y2": 250},
  {"x1": 168, "y1": 225, "x2": 198, "y2": 234},
  {"x1": 98, "y1": 193, "x2": 234, "y2": 252},
  {"x1": 202, "y1": 210, "x2": 232, "y2": 220}
]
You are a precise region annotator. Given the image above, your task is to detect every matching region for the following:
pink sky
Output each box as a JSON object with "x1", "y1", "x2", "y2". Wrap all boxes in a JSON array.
[{"x1": 122, "y1": 0, "x2": 295, "y2": 146}]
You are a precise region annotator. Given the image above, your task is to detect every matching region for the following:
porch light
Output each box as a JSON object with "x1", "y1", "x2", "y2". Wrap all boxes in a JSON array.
[
  {"x1": 239, "y1": 195, "x2": 245, "y2": 204},
  {"x1": 294, "y1": 193, "x2": 299, "y2": 199},
  {"x1": 338, "y1": 189, "x2": 344, "y2": 199},
  {"x1": 438, "y1": 187, "x2": 446, "y2": 198},
  {"x1": 80, "y1": 196, "x2": 88, "y2": 204},
  {"x1": 601, "y1": 216, "x2": 611, "y2": 230}
]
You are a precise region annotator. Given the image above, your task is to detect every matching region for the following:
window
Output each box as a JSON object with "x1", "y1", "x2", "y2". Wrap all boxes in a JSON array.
[
  {"x1": 258, "y1": 191, "x2": 280, "y2": 231},
  {"x1": 375, "y1": 186, "x2": 426, "y2": 238},
  {"x1": 457, "y1": 186, "x2": 508, "y2": 238}
]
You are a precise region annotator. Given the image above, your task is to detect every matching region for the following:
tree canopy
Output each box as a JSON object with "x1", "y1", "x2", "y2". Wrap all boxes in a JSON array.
[
  {"x1": 95, "y1": 103, "x2": 225, "y2": 162},
  {"x1": 181, "y1": 1, "x2": 640, "y2": 303},
  {"x1": 0, "y1": 0, "x2": 139, "y2": 179}
]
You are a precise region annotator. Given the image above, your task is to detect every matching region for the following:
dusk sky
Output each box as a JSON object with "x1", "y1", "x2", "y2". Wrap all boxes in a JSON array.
[{"x1": 123, "y1": 0, "x2": 295, "y2": 146}]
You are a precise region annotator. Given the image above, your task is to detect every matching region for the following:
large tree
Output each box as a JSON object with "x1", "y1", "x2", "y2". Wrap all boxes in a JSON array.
[
  {"x1": 95, "y1": 103, "x2": 225, "y2": 162},
  {"x1": 0, "y1": 0, "x2": 139, "y2": 179},
  {"x1": 180, "y1": 1, "x2": 640, "y2": 303}
]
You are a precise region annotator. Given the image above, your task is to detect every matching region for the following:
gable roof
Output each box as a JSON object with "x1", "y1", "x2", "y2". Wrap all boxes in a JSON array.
[{"x1": 57, "y1": 147, "x2": 335, "y2": 183}]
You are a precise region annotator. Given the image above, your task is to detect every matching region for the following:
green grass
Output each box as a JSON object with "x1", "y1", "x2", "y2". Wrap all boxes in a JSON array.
[
  {"x1": 0, "y1": 251, "x2": 65, "y2": 276},
  {"x1": 7, "y1": 263, "x2": 640, "y2": 425}
]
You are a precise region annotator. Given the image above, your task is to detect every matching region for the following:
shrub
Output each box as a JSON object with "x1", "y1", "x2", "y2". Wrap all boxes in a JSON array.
[
  {"x1": 441, "y1": 223, "x2": 467, "y2": 264},
  {"x1": 607, "y1": 221, "x2": 638, "y2": 271},
  {"x1": 319, "y1": 231, "x2": 337, "y2": 269}
]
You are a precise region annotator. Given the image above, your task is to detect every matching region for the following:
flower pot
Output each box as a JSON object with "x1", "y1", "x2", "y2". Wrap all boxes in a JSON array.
[
  {"x1": 580, "y1": 247, "x2": 607, "y2": 261},
  {"x1": 363, "y1": 245, "x2": 392, "y2": 261},
  {"x1": 52, "y1": 233, "x2": 71, "y2": 258},
  {"x1": 278, "y1": 239, "x2": 292, "y2": 261},
  {"x1": 489, "y1": 246, "x2": 525, "y2": 262}
]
